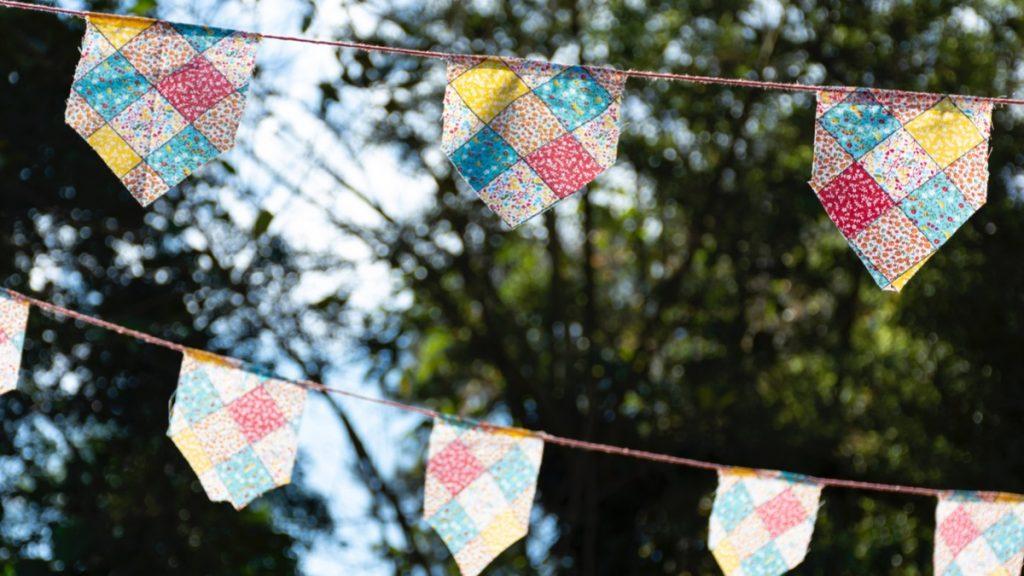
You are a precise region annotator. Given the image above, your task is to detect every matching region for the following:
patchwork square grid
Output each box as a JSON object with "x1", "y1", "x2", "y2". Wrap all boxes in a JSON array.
[
  {"x1": 0, "y1": 293, "x2": 30, "y2": 396},
  {"x1": 810, "y1": 89, "x2": 992, "y2": 291},
  {"x1": 709, "y1": 468, "x2": 823, "y2": 576},
  {"x1": 424, "y1": 416, "x2": 544, "y2": 576},
  {"x1": 67, "y1": 15, "x2": 260, "y2": 206},
  {"x1": 443, "y1": 56, "x2": 627, "y2": 228},
  {"x1": 168, "y1": 351, "x2": 307, "y2": 510},
  {"x1": 935, "y1": 492, "x2": 1024, "y2": 576}
]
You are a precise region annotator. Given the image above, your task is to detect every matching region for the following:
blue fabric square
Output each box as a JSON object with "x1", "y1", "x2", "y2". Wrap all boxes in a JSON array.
[
  {"x1": 172, "y1": 23, "x2": 233, "y2": 53},
  {"x1": 739, "y1": 543, "x2": 789, "y2": 576},
  {"x1": 820, "y1": 92, "x2": 901, "y2": 159},
  {"x1": 900, "y1": 173, "x2": 973, "y2": 246},
  {"x1": 451, "y1": 126, "x2": 518, "y2": 190},
  {"x1": 176, "y1": 368, "x2": 223, "y2": 423},
  {"x1": 489, "y1": 445, "x2": 536, "y2": 501},
  {"x1": 427, "y1": 500, "x2": 478, "y2": 553},
  {"x1": 713, "y1": 483, "x2": 755, "y2": 533},
  {"x1": 73, "y1": 52, "x2": 149, "y2": 121},
  {"x1": 983, "y1": 513, "x2": 1024, "y2": 563},
  {"x1": 146, "y1": 126, "x2": 220, "y2": 185},
  {"x1": 216, "y1": 447, "x2": 276, "y2": 508},
  {"x1": 534, "y1": 66, "x2": 612, "y2": 131}
]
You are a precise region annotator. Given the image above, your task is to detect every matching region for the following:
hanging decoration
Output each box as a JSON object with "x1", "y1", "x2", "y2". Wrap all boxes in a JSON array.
[
  {"x1": 66, "y1": 14, "x2": 260, "y2": 206},
  {"x1": 810, "y1": 89, "x2": 992, "y2": 291},
  {"x1": 168, "y1": 350, "x2": 307, "y2": 510},
  {"x1": 934, "y1": 491, "x2": 1024, "y2": 575},
  {"x1": 442, "y1": 56, "x2": 626, "y2": 227},
  {"x1": 0, "y1": 292, "x2": 30, "y2": 395},
  {"x1": 423, "y1": 416, "x2": 544, "y2": 576},
  {"x1": 709, "y1": 468, "x2": 823, "y2": 576}
]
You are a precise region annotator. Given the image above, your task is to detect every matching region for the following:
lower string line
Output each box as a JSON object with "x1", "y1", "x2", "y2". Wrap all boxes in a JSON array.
[
  {"x1": 1, "y1": 0, "x2": 1023, "y2": 105},
  {"x1": 3, "y1": 287, "x2": 945, "y2": 498}
]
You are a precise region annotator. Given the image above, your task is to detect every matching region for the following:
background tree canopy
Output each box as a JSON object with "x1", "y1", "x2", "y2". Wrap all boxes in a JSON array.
[{"x1": 3, "y1": 0, "x2": 1024, "y2": 575}]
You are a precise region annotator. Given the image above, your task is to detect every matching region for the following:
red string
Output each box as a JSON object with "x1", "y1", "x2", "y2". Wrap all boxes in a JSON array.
[
  {"x1": 3, "y1": 287, "x2": 947, "y2": 498},
  {"x1": 2, "y1": 0, "x2": 1023, "y2": 106}
]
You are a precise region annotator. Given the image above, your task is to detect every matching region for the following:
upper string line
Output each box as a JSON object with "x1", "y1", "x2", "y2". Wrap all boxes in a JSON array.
[{"x1": 2, "y1": 0, "x2": 1023, "y2": 105}]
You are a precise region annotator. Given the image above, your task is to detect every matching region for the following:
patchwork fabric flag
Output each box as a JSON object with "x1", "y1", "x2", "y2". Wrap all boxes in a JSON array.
[
  {"x1": 935, "y1": 491, "x2": 1024, "y2": 575},
  {"x1": 424, "y1": 416, "x2": 544, "y2": 576},
  {"x1": 709, "y1": 468, "x2": 823, "y2": 576},
  {"x1": 442, "y1": 56, "x2": 627, "y2": 228},
  {"x1": 0, "y1": 293, "x2": 30, "y2": 396},
  {"x1": 810, "y1": 88, "x2": 992, "y2": 291},
  {"x1": 66, "y1": 15, "x2": 260, "y2": 206},
  {"x1": 168, "y1": 350, "x2": 306, "y2": 510}
]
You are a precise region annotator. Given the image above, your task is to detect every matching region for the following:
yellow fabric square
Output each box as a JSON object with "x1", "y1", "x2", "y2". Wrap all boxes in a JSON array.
[
  {"x1": 904, "y1": 98, "x2": 985, "y2": 168},
  {"x1": 87, "y1": 126, "x2": 141, "y2": 177},
  {"x1": 711, "y1": 540, "x2": 742, "y2": 574},
  {"x1": 171, "y1": 429, "x2": 214, "y2": 475},
  {"x1": 451, "y1": 59, "x2": 530, "y2": 122},
  {"x1": 479, "y1": 509, "x2": 525, "y2": 554},
  {"x1": 89, "y1": 15, "x2": 155, "y2": 49}
]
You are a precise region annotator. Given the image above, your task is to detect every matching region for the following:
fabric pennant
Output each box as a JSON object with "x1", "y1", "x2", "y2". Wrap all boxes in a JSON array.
[
  {"x1": 442, "y1": 55, "x2": 627, "y2": 228},
  {"x1": 67, "y1": 15, "x2": 260, "y2": 206},
  {"x1": 935, "y1": 491, "x2": 1024, "y2": 575},
  {"x1": 0, "y1": 293, "x2": 30, "y2": 396},
  {"x1": 424, "y1": 416, "x2": 544, "y2": 576},
  {"x1": 810, "y1": 88, "x2": 992, "y2": 291},
  {"x1": 167, "y1": 350, "x2": 306, "y2": 510},
  {"x1": 709, "y1": 468, "x2": 823, "y2": 576}
]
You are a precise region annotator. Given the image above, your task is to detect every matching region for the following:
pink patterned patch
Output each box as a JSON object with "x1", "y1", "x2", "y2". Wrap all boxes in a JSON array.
[
  {"x1": 428, "y1": 440, "x2": 486, "y2": 495},
  {"x1": 815, "y1": 163, "x2": 895, "y2": 237},
  {"x1": 157, "y1": 57, "x2": 235, "y2": 121},
  {"x1": 938, "y1": 506, "x2": 981, "y2": 557},
  {"x1": 757, "y1": 488, "x2": 808, "y2": 537},
  {"x1": 228, "y1": 387, "x2": 287, "y2": 442},
  {"x1": 526, "y1": 134, "x2": 604, "y2": 198}
]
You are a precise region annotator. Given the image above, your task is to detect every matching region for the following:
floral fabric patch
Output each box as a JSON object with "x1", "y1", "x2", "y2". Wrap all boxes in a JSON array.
[
  {"x1": 67, "y1": 15, "x2": 259, "y2": 206},
  {"x1": 443, "y1": 56, "x2": 626, "y2": 227},
  {"x1": 709, "y1": 468, "x2": 823, "y2": 576},
  {"x1": 810, "y1": 89, "x2": 992, "y2": 291},
  {"x1": 424, "y1": 416, "x2": 544, "y2": 576},
  {"x1": 167, "y1": 351, "x2": 306, "y2": 509},
  {"x1": 935, "y1": 492, "x2": 1024, "y2": 576},
  {"x1": 0, "y1": 293, "x2": 30, "y2": 396}
]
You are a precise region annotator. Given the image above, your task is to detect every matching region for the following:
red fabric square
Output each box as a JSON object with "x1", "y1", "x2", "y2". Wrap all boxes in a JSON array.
[
  {"x1": 816, "y1": 163, "x2": 894, "y2": 237},
  {"x1": 525, "y1": 134, "x2": 604, "y2": 198},
  {"x1": 227, "y1": 387, "x2": 287, "y2": 443},
  {"x1": 755, "y1": 488, "x2": 808, "y2": 537},
  {"x1": 156, "y1": 56, "x2": 235, "y2": 121},
  {"x1": 938, "y1": 507, "x2": 981, "y2": 557},
  {"x1": 427, "y1": 440, "x2": 485, "y2": 496}
]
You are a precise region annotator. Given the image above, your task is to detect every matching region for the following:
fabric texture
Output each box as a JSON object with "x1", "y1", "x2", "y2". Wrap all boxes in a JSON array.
[
  {"x1": 67, "y1": 15, "x2": 260, "y2": 206},
  {"x1": 167, "y1": 351, "x2": 306, "y2": 510},
  {"x1": 442, "y1": 56, "x2": 626, "y2": 227},
  {"x1": 810, "y1": 88, "x2": 992, "y2": 291},
  {"x1": 0, "y1": 294, "x2": 30, "y2": 396},
  {"x1": 424, "y1": 416, "x2": 544, "y2": 576},
  {"x1": 935, "y1": 491, "x2": 1024, "y2": 575},
  {"x1": 709, "y1": 468, "x2": 823, "y2": 576}
]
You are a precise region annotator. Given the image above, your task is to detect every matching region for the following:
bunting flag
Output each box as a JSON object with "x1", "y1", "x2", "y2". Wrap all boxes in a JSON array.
[
  {"x1": 810, "y1": 89, "x2": 992, "y2": 291},
  {"x1": 935, "y1": 491, "x2": 1024, "y2": 575},
  {"x1": 167, "y1": 351, "x2": 307, "y2": 510},
  {"x1": 0, "y1": 293, "x2": 30, "y2": 396},
  {"x1": 709, "y1": 468, "x2": 823, "y2": 576},
  {"x1": 442, "y1": 56, "x2": 626, "y2": 228},
  {"x1": 424, "y1": 416, "x2": 544, "y2": 576},
  {"x1": 66, "y1": 15, "x2": 260, "y2": 206}
]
